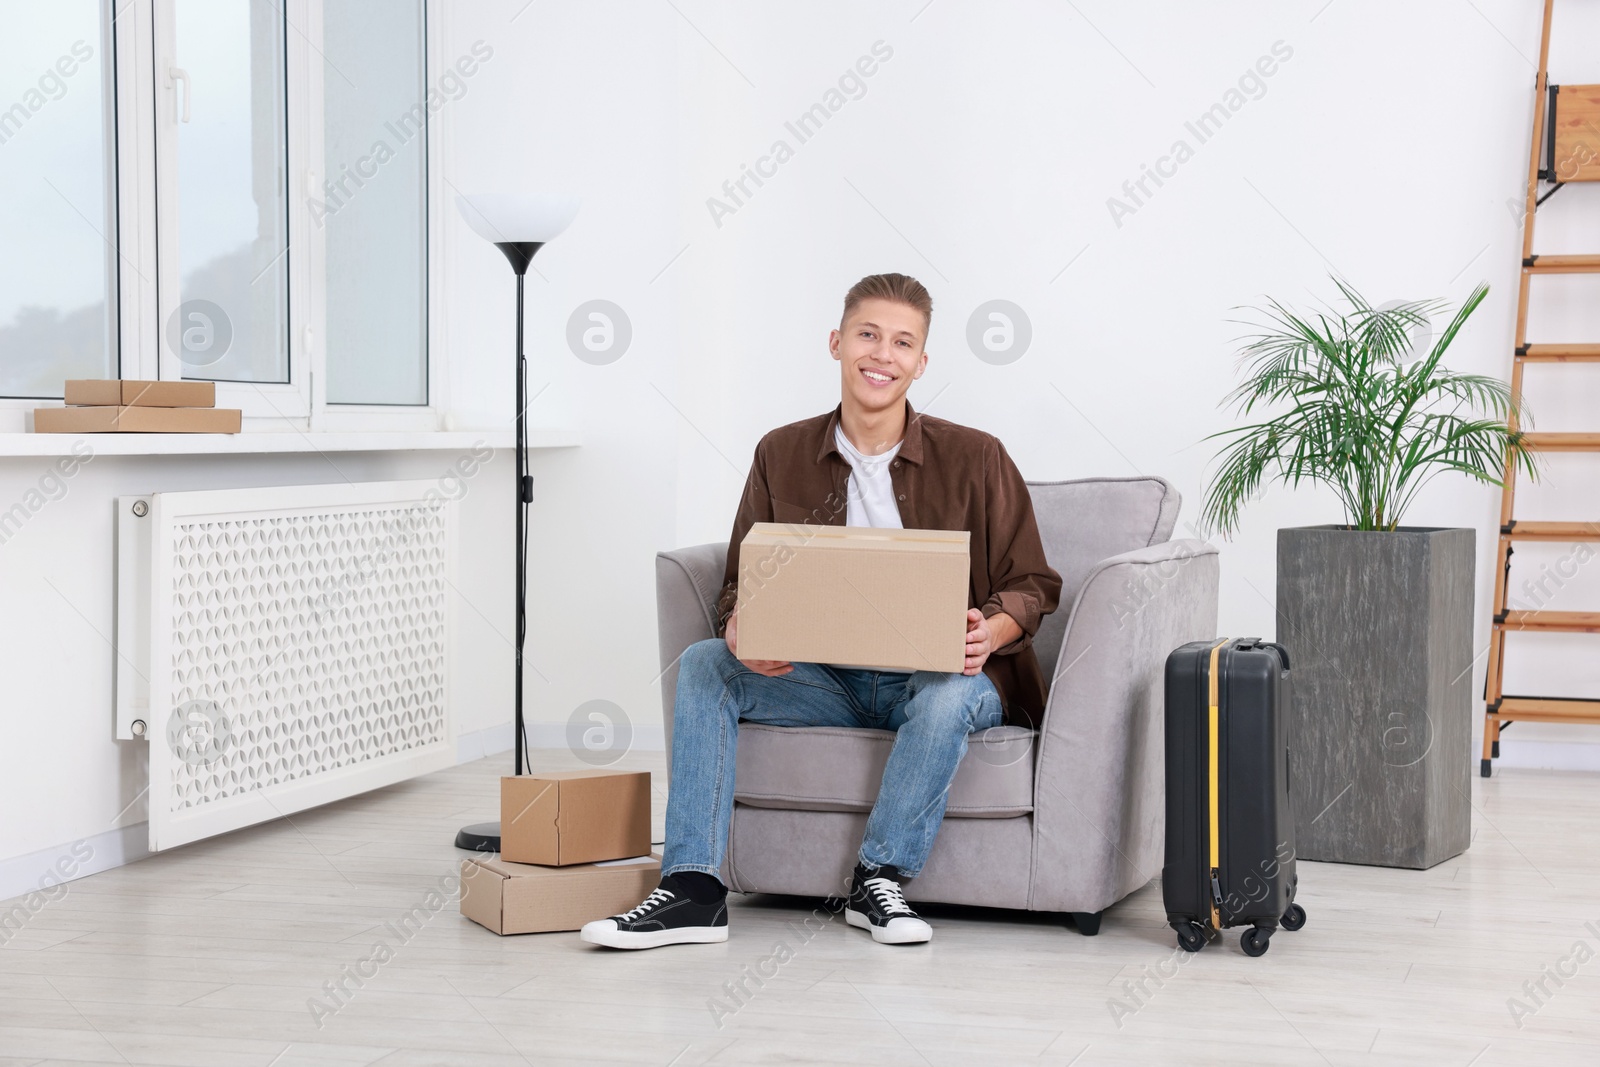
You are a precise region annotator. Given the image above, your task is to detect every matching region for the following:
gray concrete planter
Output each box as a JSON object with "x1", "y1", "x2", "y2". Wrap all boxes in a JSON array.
[{"x1": 1276, "y1": 526, "x2": 1475, "y2": 869}]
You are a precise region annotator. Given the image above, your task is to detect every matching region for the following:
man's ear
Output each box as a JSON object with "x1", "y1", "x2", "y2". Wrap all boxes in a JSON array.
[
  {"x1": 913, "y1": 351, "x2": 928, "y2": 379},
  {"x1": 829, "y1": 328, "x2": 841, "y2": 360}
]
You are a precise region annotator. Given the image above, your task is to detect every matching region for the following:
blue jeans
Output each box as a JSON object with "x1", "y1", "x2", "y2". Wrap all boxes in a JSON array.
[{"x1": 661, "y1": 637, "x2": 1004, "y2": 883}]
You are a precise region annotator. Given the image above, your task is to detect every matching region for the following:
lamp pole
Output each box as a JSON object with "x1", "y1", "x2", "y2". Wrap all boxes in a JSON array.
[
  {"x1": 455, "y1": 238, "x2": 547, "y2": 852},
  {"x1": 495, "y1": 241, "x2": 547, "y2": 777},
  {"x1": 450, "y1": 191, "x2": 576, "y2": 854},
  {"x1": 515, "y1": 268, "x2": 527, "y2": 776}
]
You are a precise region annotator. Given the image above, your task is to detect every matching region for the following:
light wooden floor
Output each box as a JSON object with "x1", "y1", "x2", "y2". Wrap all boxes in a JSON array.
[{"x1": 3, "y1": 751, "x2": 1599, "y2": 1067}]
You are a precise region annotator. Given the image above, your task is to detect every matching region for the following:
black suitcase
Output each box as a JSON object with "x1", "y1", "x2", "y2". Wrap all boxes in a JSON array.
[{"x1": 1162, "y1": 637, "x2": 1306, "y2": 956}]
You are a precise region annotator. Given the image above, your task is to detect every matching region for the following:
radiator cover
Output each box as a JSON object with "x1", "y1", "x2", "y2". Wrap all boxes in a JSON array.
[{"x1": 117, "y1": 480, "x2": 457, "y2": 850}]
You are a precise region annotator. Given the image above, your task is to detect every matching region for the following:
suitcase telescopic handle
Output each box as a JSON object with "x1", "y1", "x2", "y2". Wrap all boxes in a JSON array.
[{"x1": 1233, "y1": 637, "x2": 1291, "y2": 670}]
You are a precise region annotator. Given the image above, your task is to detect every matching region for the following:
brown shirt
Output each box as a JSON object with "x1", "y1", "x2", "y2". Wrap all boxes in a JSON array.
[{"x1": 715, "y1": 399, "x2": 1064, "y2": 727}]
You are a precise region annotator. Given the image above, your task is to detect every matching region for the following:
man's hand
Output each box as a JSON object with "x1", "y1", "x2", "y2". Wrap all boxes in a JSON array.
[
  {"x1": 725, "y1": 607, "x2": 794, "y2": 677},
  {"x1": 963, "y1": 608, "x2": 1021, "y2": 676}
]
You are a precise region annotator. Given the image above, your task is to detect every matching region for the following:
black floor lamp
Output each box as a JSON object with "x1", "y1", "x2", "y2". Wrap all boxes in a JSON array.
[{"x1": 451, "y1": 192, "x2": 579, "y2": 853}]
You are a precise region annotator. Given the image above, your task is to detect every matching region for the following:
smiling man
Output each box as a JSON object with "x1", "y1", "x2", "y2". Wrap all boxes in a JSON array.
[{"x1": 581, "y1": 273, "x2": 1063, "y2": 950}]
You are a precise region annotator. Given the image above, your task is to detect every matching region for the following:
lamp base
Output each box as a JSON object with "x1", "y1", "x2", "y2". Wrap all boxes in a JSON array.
[{"x1": 454, "y1": 821, "x2": 501, "y2": 853}]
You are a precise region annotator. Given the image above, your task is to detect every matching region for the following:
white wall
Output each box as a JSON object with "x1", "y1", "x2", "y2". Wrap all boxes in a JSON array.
[
  {"x1": 456, "y1": 0, "x2": 1599, "y2": 764},
  {"x1": 6, "y1": 0, "x2": 1599, "y2": 894}
]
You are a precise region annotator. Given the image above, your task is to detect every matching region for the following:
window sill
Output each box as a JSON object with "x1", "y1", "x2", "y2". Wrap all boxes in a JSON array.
[{"x1": 0, "y1": 428, "x2": 579, "y2": 458}]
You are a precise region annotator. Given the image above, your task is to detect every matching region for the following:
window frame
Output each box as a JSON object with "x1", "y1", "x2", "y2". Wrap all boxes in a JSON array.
[{"x1": 0, "y1": 0, "x2": 444, "y2": 434}]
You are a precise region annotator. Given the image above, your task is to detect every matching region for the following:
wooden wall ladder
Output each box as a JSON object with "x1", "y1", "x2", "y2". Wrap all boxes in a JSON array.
[{"x1": 1482, "y1": 0, "x2": 1600, "y2": 777}]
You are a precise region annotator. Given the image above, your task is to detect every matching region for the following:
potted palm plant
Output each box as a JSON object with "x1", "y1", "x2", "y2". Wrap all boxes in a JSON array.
[{"x1": 1201, "y1": 279, "x2": 1536, "y2": 869}]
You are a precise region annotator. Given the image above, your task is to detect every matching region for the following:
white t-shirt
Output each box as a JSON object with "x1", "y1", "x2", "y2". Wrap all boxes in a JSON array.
[
  {"x1": 832, "y1": 424, "x2": 913, "y2": 672},
  {"x1": 835, "y1": 424, "x2": 903, "y2": 529}
]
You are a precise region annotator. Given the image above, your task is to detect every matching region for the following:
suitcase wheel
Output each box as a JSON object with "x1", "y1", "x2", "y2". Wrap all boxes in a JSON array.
[
  {"x1": 1240, "y1": 927, "x2": 1272, "y2": 957},
  {"x1": 1280, "y1": 903, "x2": 1307, "y2": 932},
  {"x1": 1174, "y1": 921, "x2": 1206, "y2": 953}
]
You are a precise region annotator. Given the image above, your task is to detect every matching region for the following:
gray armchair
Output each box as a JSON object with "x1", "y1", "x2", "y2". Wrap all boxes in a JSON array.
[{"x1": 653, "y1": 476, "x2": 1219, "y2": 932}]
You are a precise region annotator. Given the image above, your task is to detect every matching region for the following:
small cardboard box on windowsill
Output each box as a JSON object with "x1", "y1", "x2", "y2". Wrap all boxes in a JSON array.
[
  {"x1": 64, "y1": 379, "x2": 217, "y2": 407},
  {"x1": 734, "y1": 522, "x2": 971, "y2": 671},
  {"x1": 33, "y1": 379, "x2": 240, "y2": 434},
  {"x1": 460, "y1": 852, "x2": 661, "y2": 935},
  {"x1": 500, "y1": 769, "x2": 652, "y2": 866},
  {"x1": 33, "y1": 405, "x2": 242, "y2": 434}
]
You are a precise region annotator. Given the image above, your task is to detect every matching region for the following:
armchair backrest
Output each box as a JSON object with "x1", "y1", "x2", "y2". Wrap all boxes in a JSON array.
[
  {"x1": 655, "y1": 476, "x2": 1185, "y2": 753},
  {"x1": 1026, "y1": 476, "x2": 1181, "y2": 683}
]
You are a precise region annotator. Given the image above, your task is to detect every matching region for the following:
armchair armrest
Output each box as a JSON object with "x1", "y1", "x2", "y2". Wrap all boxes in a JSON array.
[
  {"x1": 1027, "y1": 538, "x2": 1219, "y2": 914},
  {"x1": 655, "y1": 543, "x2": 729, "y2": 779}
]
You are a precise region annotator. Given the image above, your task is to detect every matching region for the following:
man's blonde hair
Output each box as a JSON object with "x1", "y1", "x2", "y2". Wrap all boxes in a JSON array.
[{"x1": 841, "y1": 273, "x2": 932, "y2": 339}]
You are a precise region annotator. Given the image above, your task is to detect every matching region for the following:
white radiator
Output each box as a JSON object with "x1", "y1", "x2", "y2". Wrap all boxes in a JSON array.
[{"x1": 116, "y1": 481, "x2": 457, "y2": 850}]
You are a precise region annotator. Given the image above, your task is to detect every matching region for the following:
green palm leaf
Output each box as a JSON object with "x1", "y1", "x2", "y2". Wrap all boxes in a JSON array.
[{"x1": 1200, "y1": 277, "x2": 1539, "y2": 536}]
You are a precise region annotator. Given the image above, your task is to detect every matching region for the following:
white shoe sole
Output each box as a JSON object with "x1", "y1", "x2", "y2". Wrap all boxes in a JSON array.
[
  {"x1": 579, "y1": 920, "x2": 729, "y2": 950},
  {"x1": 845, "y1": 907, "x2": 932, "y2": 944}
]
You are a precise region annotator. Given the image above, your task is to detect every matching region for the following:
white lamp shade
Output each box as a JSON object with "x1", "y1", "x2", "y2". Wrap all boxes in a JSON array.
[{"x1": 454, "y1": 192, "x2": 580, "y2": 244}]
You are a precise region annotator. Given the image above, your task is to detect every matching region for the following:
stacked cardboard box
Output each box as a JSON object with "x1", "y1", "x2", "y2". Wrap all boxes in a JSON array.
[
  {"x1": 460, "y1": 853, "x2": 662, "y2": 936},
  {"x1": 33, "y1": 380, "x2": 242, "y2": 433},
  {"x1": 460, "y1": 768, "x2": 659, "y2": 935}
]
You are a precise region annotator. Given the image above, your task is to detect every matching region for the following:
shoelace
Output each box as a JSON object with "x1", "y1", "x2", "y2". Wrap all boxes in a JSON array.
[
  {"x1": 864, "y1": 876, "x2": 915, "y2": 917},
  {"x1": 617, "y1": 888, "x2": 674, "y2": 923}
]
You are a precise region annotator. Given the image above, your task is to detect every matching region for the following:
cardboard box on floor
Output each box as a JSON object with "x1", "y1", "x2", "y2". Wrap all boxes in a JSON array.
[
  {"x1": 460, "y1": 852, "x2": 661, "y2": 935},
  {"x1": 734, "y1": 522, "x2": 971, "y2": 672},
  {"x1": 500, "y1": 769, "x2": 652, "y2": 866}
]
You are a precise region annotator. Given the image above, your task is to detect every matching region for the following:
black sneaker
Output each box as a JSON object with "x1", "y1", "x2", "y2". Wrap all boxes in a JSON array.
[
  {"x1": 580, "y1": 878, "x2": 729, "y2": 949},
  {"x1": 845, "y1": 863, "x2": 932, "y2": 944}
]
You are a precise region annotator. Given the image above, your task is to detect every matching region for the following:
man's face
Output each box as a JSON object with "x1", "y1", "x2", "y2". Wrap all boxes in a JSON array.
[{"x1": 829, "y1": 297, "x2": 928, "y2": 414}]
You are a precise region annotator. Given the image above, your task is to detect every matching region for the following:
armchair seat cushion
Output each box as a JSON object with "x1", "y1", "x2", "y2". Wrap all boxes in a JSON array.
[{"x1": 732, "y1": 724, "x2": 1036, "y2": 818}]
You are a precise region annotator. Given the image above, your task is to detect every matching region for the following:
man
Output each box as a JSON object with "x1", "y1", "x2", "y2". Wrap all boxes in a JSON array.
[{"x1": 582, "y1": 273, "x2": 1062, "y2": 949}]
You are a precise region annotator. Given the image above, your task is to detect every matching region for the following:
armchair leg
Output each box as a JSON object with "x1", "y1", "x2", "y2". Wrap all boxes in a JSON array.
[{"x1": 1068, "y1": 910, "x2": 1103, "y2": 936}]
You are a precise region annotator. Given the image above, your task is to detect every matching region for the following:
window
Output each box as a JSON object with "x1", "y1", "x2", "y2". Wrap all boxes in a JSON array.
[
  {"x1": 322, "y1": 0, "x2": 428, "y2": 406},
  {"x1": 0, "y1": 0, "x2": 119, "y2": 398},
  {"x1": 0, "y1": 0, "x2": 438, "y2": 430},
  {"x1": 162, "y1": 0, "x2": 292, "y2": 387}
]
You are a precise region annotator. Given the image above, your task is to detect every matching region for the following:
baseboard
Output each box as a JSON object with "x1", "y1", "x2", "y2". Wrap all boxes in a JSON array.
[
  {"x1": 457, "y1": 722, "x2": 666, "y2": 764},
  {"x1": 2, "y1": 727, "x2": 1587, "y2": 910},
  {"x1": 523, "y1": 722, "x2": 666, "y2": 753},
  {"x1": 1494, "y1": 740, "x2": 1600, "y2": 773},
  {"x1": 0, "y1": 822, "x2": 150, "y2": 924},
  {"x1": 456, "y1": 722, "x2": 516, "y2": 763},
  {"x1": 1, "y1": 724, "x2": 644, "y2": 909}
]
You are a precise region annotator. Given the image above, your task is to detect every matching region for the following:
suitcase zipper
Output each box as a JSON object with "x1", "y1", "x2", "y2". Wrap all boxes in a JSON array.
[{"x1": 1206, "y1": 639, "x2": 1227, "y2": 932}]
